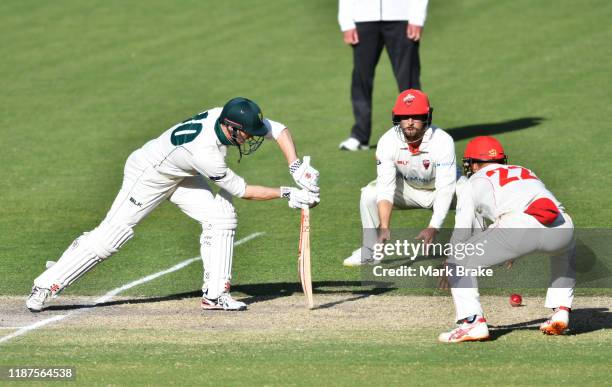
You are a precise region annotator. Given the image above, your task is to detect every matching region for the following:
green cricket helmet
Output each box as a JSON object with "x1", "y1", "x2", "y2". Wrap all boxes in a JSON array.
[{"x1": 218, "y1": 97, "x2": 267, "y2": 158}]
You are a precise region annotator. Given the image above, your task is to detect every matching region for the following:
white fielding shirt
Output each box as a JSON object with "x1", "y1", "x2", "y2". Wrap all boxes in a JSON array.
[
  {"x1": 338, "y1": 0, "x2": 429, "y2": 31},
  {"x1": 375, "y1": 126, "x2": 457, "y2": 229},
  {"x1": 130, "y1": 107, "x2": 286, "y2": 198},
  {"x1": 454, "y1": 164, "x2": 564, "y2": 229}
]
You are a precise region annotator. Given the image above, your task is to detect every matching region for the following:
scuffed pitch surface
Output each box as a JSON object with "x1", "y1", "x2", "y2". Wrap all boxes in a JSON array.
[
  {"x1": 1, "y1": 294, "x2": 610, "y2": 334},
  {"x1": 2, "y1": 294, "x2": 610, "y2": 385}
]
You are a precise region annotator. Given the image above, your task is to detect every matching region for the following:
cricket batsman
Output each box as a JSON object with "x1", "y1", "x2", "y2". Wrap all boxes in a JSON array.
[
  {"x1": 27, "y1": 97, "x2": 320, "y2": 312},
  {"x1": 343, "y1": 89, "x2": 458, "y2": 266},
  {"x1": 439, "y1": 136, "x2": 575, "y2": 343}
]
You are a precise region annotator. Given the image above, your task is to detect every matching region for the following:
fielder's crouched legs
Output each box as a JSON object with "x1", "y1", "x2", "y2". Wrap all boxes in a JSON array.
[
  {"x1": 343, "y1": 184, "x2": 379, "y2": 266},
  {"x1": 200, "y1": 194, "x2": 246, "y2": 311},
  {"x1": 27, "y1": 222, "x2": 134, "y2": 311}
]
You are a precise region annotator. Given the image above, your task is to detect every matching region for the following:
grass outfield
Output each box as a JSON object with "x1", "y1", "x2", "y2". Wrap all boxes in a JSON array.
[{"x1": 1, "y1": 0, "x2": 611, "y2": 385}]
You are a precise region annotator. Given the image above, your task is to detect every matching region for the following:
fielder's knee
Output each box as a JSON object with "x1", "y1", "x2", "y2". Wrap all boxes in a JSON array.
[{"x1": 360, "y1": 183, "x2": 378, "y2": 207}]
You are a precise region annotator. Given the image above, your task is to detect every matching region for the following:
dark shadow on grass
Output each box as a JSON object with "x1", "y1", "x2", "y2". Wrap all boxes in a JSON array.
[
  {"x1": 43, "y1": 281, "x2": 396, "y2": 311},
  {"x1": 488, "y1": 307, "x2": 611, "y2": 340},
  {"x1": 446, "y1": 117, "x2": 545, "y2": 142},
  {"x1": 365, "y1": 117, "x2": 544, "y2": 149}
]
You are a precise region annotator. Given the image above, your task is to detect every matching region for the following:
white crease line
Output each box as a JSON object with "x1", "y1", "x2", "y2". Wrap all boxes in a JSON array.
[
  {"x1": 0, "y1": 315, "x2": 68, "y2": 344},
  {"x1": 0, "y1": 232, "x2": 265, "y2": 345}
]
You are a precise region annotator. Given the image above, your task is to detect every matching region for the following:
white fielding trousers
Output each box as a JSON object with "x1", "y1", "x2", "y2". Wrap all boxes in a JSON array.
[
  {"x1": 448, "y1": 211, "x2": 575, "y2": 321},
  {"x1": 359, "y1": 178, "x2": 435, "y2": 229}
]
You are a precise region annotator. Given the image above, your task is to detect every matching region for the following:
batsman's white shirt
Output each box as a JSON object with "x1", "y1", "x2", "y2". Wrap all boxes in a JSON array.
[
  {"x1": 130, "y1": 107, "x2": 285, "y2": 198},
  {"x1": 375, "y1": 126, "x2": 457, "y2": 229}
]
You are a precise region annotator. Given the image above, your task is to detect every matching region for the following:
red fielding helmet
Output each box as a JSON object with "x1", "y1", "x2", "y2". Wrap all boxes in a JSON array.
[
  {"x1": 463, "y1": 136, "x2": 507, "y2": 176},
  {"x1": 392, "y1": 89, "x2": 430, "y2": 117},
  {"x1": 463, "y1": 136, "x2": 507, "y2": 161}
]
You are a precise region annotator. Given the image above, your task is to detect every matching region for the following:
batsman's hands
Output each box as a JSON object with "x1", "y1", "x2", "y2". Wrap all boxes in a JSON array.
[
  {"x1": 290, "y1": 158, "x2": 320, "y2": 193},
  {"x1": 281, "y1": 187, "x2": 320, "y2": 209}
]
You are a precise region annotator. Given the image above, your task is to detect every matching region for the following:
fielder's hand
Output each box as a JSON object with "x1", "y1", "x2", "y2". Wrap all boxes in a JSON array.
[
  {"x1": 289, "y1": 157, "x2": 320, "y2": 193},
  {"x1": 437, "y1": 261, "x2": 450, "y2": 292},
  {"x1": 416, "y1": 227, "x2": 438, "y2": 247},
  {"x1": 281, "y1": 187, "x2": 320, "y2": 209},
  {"x1": 377, "y1": 228, "x2": 391, "y2": 244}
]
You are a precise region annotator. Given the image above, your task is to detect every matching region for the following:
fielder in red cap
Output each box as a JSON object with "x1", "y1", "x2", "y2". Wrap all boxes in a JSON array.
[
  {"x1": 343, "y1": 89, "x2": 459, "y2": 266},
  {"x1": 438, "y1": 136, "x2": 576, "y2": 343}
]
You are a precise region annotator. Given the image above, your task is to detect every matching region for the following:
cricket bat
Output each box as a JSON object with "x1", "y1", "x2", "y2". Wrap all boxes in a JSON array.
[
  {"x1": 297, "y1": 155, "x2": 315, "y2": 309},
  {"x1": 298, "y1": 206, "x2": 314, "y2": 309}
]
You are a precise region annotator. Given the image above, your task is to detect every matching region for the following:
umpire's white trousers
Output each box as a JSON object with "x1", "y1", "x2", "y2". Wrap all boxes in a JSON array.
[{"x1": 448, "y1": 211, "x2": 575, "y2": 321}]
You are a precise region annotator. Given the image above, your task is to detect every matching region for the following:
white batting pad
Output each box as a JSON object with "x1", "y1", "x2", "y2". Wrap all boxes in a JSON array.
[
  {"x1": 34, "y1": 222, "x2": 133, "y2": 294},
  {"x1": 201, "y1": 194, "x2": 237, "y2": 299}
]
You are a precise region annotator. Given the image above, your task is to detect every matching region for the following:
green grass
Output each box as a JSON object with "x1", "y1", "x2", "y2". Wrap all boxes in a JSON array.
[
  {"x1": 1, "y1": 0, "x2": 611, "y2": 385},
  {"x1": 2, "y1": 329, "x2": 611, "y2": 386}
]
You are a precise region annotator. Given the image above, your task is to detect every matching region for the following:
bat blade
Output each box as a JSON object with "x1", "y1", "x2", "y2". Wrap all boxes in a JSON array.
[{"x1": 298, "y1": 207, "x2": 314, "y2": 309}]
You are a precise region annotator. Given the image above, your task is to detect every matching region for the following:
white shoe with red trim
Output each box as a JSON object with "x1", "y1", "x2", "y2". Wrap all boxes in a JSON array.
[
  {"x1": 539, "y1": 306, "x2": 570, "y2": 335},
  {"x1": 201, "y1": 292, "x2": 247, "y2": 311},
  {"x1": 26, "y1": 286, "x2": 52, "y2": 312},
  {"x1": 438, "y1": 316, "x2": 490, "y2": 343}
]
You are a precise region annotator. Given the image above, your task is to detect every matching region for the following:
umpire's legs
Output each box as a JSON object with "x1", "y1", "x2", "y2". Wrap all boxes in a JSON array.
[
  {"x1": 382, "y1": 21, "x2": 421, "y2": 91},
  {"x1": 350, "y1": 22, "x2": 385, "y2": 145}
]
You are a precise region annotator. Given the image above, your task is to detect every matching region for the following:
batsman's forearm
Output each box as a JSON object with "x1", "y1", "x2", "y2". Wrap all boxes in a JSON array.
[
  {"x1": 377, "y1": 200, "x2": 393, "y2": 229},
  {"x1": 275, "y1": 128, "x2": 299, "y2": 165},
  {"x1": 242, "y1": 185, "x2": 281, "y2": 201}
]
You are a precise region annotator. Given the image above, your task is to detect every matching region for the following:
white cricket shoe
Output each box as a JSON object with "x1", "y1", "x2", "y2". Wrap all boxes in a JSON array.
[
  {"x1": 201, "y1": 292, "x2": 247, "y2": 311},
  {"x1": 26, "y1": 286, "x2": 52, "y2": 312},
  {"x1": 438, "y1": 316, "x2": 490, "y2": 343},
  {"x1": 540, "y1": 306, "x2": 570, "y2": 335},
  {"x1": 343, "y1": 248, "x2": 377, "y2": 267},
  {"x1": 339, "y1": 137, "x2": 369, "y2": 151}
]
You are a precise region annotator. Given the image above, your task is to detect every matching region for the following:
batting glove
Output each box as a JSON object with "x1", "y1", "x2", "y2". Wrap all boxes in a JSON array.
[
  {"x1": 281, "y1": 186, "x2": 320, "y2": 209},
  {"x1": 289, "y1": 159, "x2": 320, "y2": 193}
]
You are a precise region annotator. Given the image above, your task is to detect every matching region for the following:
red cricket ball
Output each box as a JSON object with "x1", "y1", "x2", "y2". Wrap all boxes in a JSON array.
[{"x1": 509, "y1": 293, "x2": 522, "y2": 307}]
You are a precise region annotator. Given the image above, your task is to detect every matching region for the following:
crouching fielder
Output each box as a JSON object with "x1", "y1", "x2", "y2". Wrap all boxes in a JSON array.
[
  {"x1": 27, "y1": 97, "x2": 320, "y2": 312},
  {"x1": 343, "y1": 89, "x2": 457, "y2": 266},
  {"x1": 439, "y1": 136, "x2": 575, "y2": 343}
]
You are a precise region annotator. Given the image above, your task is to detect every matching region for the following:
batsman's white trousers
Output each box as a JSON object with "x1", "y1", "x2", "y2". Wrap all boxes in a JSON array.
[
  {"x1": 360, "y1": 178, "x2": 435, "y2": 229},
  {"x1": 36, "y1": 149, "x2": 236, "y2": 297},
  {"x1": 448, "y1": 211, "x2": 575, "y2": 321},
  {"x1": 105, "y1": 150, "x2": 222, "y2": 228}
]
